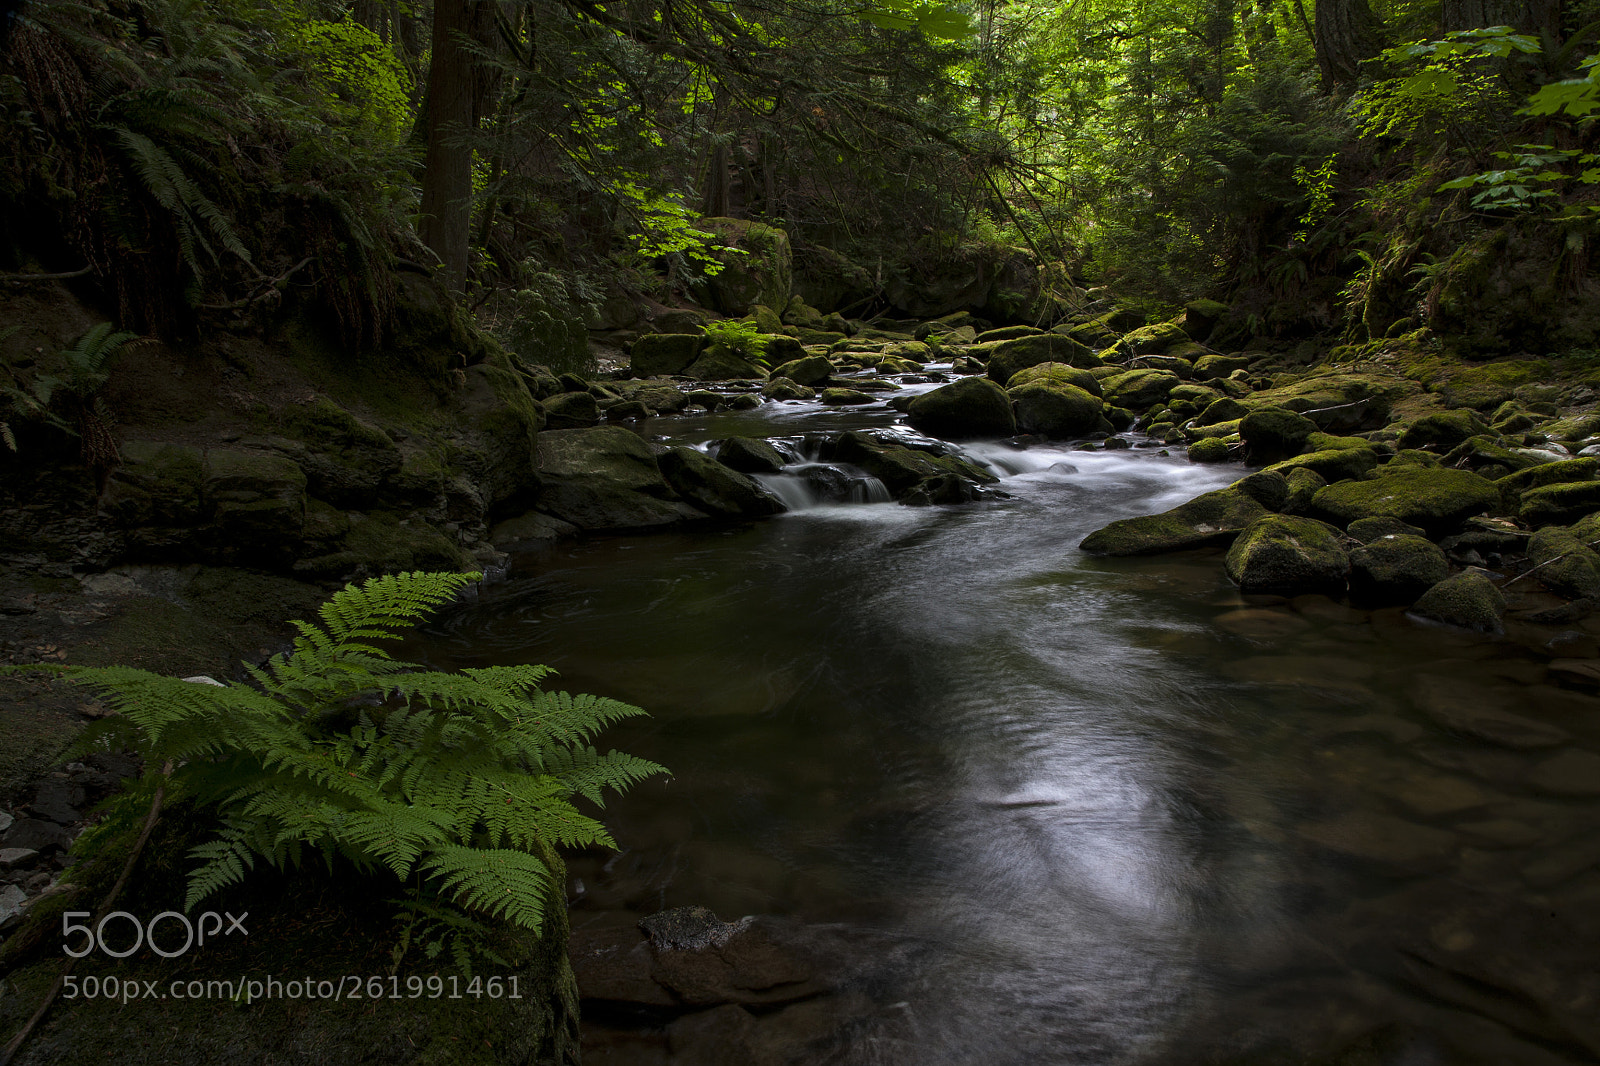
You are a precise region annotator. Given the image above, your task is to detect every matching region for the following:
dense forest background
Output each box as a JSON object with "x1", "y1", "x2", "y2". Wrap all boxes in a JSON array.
[{"x1": 5, "y1": 0, "x2": 1600, "y2": 359}]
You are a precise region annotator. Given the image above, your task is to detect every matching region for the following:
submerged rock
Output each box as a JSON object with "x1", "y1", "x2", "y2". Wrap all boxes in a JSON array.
[{"x1": 1224, "y1": 515, "x2": 1350, "y2": 595}]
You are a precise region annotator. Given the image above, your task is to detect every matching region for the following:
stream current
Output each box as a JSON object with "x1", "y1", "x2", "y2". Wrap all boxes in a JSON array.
[{"x1": 411, "y1": 371, "x2": 1600, "y2": 1066}]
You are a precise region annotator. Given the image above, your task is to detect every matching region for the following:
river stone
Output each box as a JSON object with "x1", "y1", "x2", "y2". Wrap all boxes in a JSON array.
[
  {"x1": 1526, "y1": 748, "x2": 1600, "y2": 796},
  {"x1": 604, "y1": 399, "x2": 650, "y2": 422},
  {"x1": 1311, "y1": 467, "x2": 1500, "y2": 534},
  {"x1": 906, "y1": 377, "x2": 1017, "y2": 439},
  {"x1": 1410, "y1": 569, "x2": 1507, "y2": 633},
  {"x1": 488, "y1": 510, "x2": 577, "y2": 550},
  {"x1": 1297, "y1": 811, "x2": 1457, "y2": 870},
  {"x1": 1499, "y1": 457, "x2": 1598, "y2": 494},
  {"x1": 1006, "y1": 362, "x2": 1103, "y2": 397},
  {"x1": 1187, "y1": 437, "x2": 1231, "y2": 463},
  {"x1": 975, "y1": 325, "x2": 1043, "y2": 343},
  {"x1": 0, "y1": 817, "x2": 70, "y2": 853},
  {"x1": 1280, "y1": 467, "x2": 1326, "y2": 515},
  {"x1": 717, "y1": 437, "x2": 788, "y2": 474},
  {"x1": 1080, "y1": 482, "x2": 1275, "y2": 556},
  {"x1": 630, "y1": 333, "x2": 704, "y2": 377},
  {"x1": 685, "y1": 346, "x2": 770, "y2": 381},
  {"x1": 658, "y1": 447, "x2": 785, "y2": 518},
  {"x1": 534, "y1": 426, "x2": 698, "y2": 530},
  {"x1": 983, "y1": 334, "x2": 1100, "y2": 385},
  {"x1": 1348, "y1": 535, "x2": 1449, "y2": 606},
  {"x1": 615, "y1": 381, "x2": 689, "y2": 414},
  {"x1": 1397, "y1": 409, "x2": 1490, "y2": 451},
  {"x1": 641, "y1": 907, "x2": 824, "y2": 1008},
  {"x1": 770, "y1": 354, "x2": 833, "y2": 386},
  {"x1": 1009, "y1": 382, "x2": 1104, "y2": 438},
  {"x1": 1527, "y1": 526, "x2": 1600, "y2": 599},
  {"x1": 0, "y1": 847, "x2": 37, "y2": 869},
  {"x1": 1266, "y1": 446, "x2": 1379, "y2": 483},
  {"x1": 1195, "y1": 397, "x2": 1251, "y2": 427},
  {"x1": 1100, "y1": 368, "x2": 1181, "y2": 411},
  {"x1": 1239, "y1": 407, "x2": 1317, "y2": 465},
  {"x1": 1348, "y1": 516, "x2": 1428, "y2": 543},
  {"x1": 1408, "y1": 674, "x2": 1572, "y2": 748},
  {"x1": 763, "y1": 379, "x2": 815, "y2": 401},
  {"x1": 1248, "y1": 372, "x2": 1418, "y2": 432},
  {"x1": 1120, "y1": 321, "x2": 1189, "y2": 354},
  {"x1": 1520, "y1": 480, "x2": 1600, "y2": 528},
  {"x1": 819, "y1": 388, "x2": 875, "y2": 405},
  {"x1": 1443, "y1": 434, "x2": 1540, "y2": 475},
  {"x1": 543, "y1": 390, "x2": 601, "y2": 430},
  {"x1": 828, "y1": 431, "x2": 995, "y2": 497},
  {"x1": 727, "y1": 393, "x2": 764, "y2": 410},
  {"x1": 1225, "y1": 515, "x2": 1349, "y2": 595}
]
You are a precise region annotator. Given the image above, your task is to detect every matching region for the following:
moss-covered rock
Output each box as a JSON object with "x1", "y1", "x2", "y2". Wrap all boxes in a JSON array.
[
  {"x1": 1120, "y1": 321, "x2": 1190, "y2": 354},
  {"x1": 453, "y1": 357, "x2": 548, "y2": 514},
  {"x1": 1101, "y1": 368, "x2": 1182, "y2": 411},
  {"x1": 203, "y1": 448, "x2": 308, "y2": 562},
  {"x1": 1006, "y1": 362, "x2": 1102, "y2": 396},
  {"x1": 1196, "y1": 396, "x2": 1251, "y2": 427},
  {"x1": 1181, "y1": 299, "x2": 1230, "y2": 341},
  {"x1": 1009, "y1": 382, "x2": 1104, "y2": 439},
  {"x1": 1239, "y1": 407, "x2": 1317, "y2": 465},
  {"x1": 1246, "y1": 371, "x2": 1419, "y2": 432},
  {"x1": 614, "y1": 381, "x2": 689, "y2": 414},
  {"x1": 683, "y1": 346, "x2": 770, "y2": 381},
  {"x1": 1396, "y1": 410, "x2": 1489, "y2": 451},
  {"x1": 906, "y1": 376, "x2": 1017, "y2": 439},
  {"x1": 1282, "y1": 467, "x2": 1327, "y2": 515},
  {"x1": 768, "y1": 354, "x2": 832, "y2": 386},
  {"x1": 1349, "y1": 534, "x2": 1450, "y2": 605},
  {"x1": 1520, "y1": 480, "x2": 1600, "y2": 528},
  {"x1": 716, "y1": 437, "x2": 788, "y2": 474},
  {"x1": 1078, "y1": 473, "x2": 1288, "y2": 555},
  {"x1": 697, "y1": 218, "x2": 793, "y2": 315},
  {"x1": 1225, "y1": 515, "x2": 1349, "y2": 594},
  {"x1": 100, "y1": 441, "x2": 206, "y2": 533},
  {"x1": 629, "y1": 333, "x2": 704, "y2": 377},
  {"x1": 1348, "y1": 515, "x2": 1427, "y2": 542},
  {"x1": 543, "y1": 390, "x2": 601, "y2": 430},
  {"x1": 285, "y1": 396, "x2": 402, "y2": 508},
  {"x1": 1527, "y1": 525, "x2": 1600, "y2": 599},
  {"x1": 975, "y1": 325, "x2": 1043, "y2": 343},
  {"x1": 1498, "y1": 457, "x2": 1598, "y2": 494},
  {"x1": 1193, "y1": 353, "x2": 1250, "y2": 380},
  {"x1": 1411, "y1": 569, "x2": 1507, "y2": 633},
  {"x1": 820, "y1": 387, "x2": 876, "y2": 405},
  {"x1": 533, "y1": 427, "x2": 697, "y2": 530},
  {"x1": 1187, "y1": 436, "x2": 1231, "y2": 463},
  {"x1": 658, "y1": 447, "x2": 785, "y2": 518},
  {"x1": 762, "y1": 379, "x2": 815, "y2": 401},
  {"x1": 328, "y1": 511, "x2": 472, "y2": 574},
  {"x1": 1312, "y1": 467, "x2": 1500, "y2": 534},
  {"x1": 1266, "y1": 446, "x2": 1380, "y2": 483},
  {"x1": 984, "y1": 334, "x2": 1101, "y2": 384}
]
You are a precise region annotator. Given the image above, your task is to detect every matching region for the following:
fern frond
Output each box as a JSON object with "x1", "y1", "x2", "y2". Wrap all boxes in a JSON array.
[{"x1": 422, "y1": 845, "x2": 551, "y2": 929}]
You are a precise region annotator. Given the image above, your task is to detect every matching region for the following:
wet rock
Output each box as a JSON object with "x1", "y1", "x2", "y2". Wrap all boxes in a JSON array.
[
  {"x1": 1101, "y1": 368, "x2": 1182, "y2": 411},
  {"x1": 1498, "y1": 456, "x2": 1597, "y2": 495},
  {"x1": 488, "y1": 510, "x2": 577, "y2": 550},
  {"x1": 658, "y1": 447, "x2": 785, "y2": 518},
  {"x1": 630, "y1": 333, "x2": 705, "y2": 377},
  {"x1": 1312, "y1": 467, "x2": 1500, "y2": 534},
  {"x1": 1411, "y1": 569, "x2": 1507, "y2": 634},
  {"x1": 99, "y1": 441, "x2": 206, "y2": 532},
  {"x1": 982, "y1": 334, "x2": 1100, "y2": 385},
  {"x1": 1520, "y1": 480, "x2": 1600, "y2": 528},
  {"x1": 1349, "y1": 535, "x2": 1450, "y2": 606},
  {"x1": 667, "y1": 1004, "x2": 760, "y2": 1064},
  {"x1": 905, "y1": 377, "x2": 1016, "y2": 440},
  {"x1": 1443, "y1": 434, "x2": 1541, "y2": 475},
  {"x1": 1408, "y1": 674, "x2": 1570, "y2": 748},
  {"x1": 1196, "y1": 396, "x2": 1251, "y2": 427},
  {"x1": 727, "y1": 393, "x2": 764, "y2": 410},
  {"x1": 1194, "y1": 352, "x2": 1250, "y2": 380},
  {"x1": 827, "y1": 431, "x2": 994, "y2": 497},
  {"x1": 640, "y1": 907, "x2": 825, "y2": 1008},
  {"x1": 605, "y1": 399, "x2": 651, "y2": 422},
  {"x1": 1187, "y1": 436, "x2": 1231, "y2": 463},
  {"x1": 1526, "y1": 748, "x2": 1600, "y2": 796},
  {"x1": 0, "y1": 883, "x2": 26, "y2": 929},
  {"x1": 769, "y1": 354, "x2": 833, "y2": 387},
  {"x1": 1266, "y1": 444, "x2": 1380, "y2": 483},
  {"x1": 1225, "y1": 515, "x2": 1349, "y2": 595},
  {"x1": 1079, "y1": 475, "x2": 1286, "y2": 556},
  {"x1": 716, "y1": 437, "x2": 788, "y2": 475},
  {"x1": 1239, "y1": 407, "x2": 1318, "y2": 465},
  {"x1": 1298, "y1": 811, "x2": 1456, "y2": 870},
  {"x1": 615, "y1": 381, "x2": 689, "y2": 415},
  {"x1": 1009, "y1": 382, "x2": 1104, "y2": 439},
  {"x1": 569, "y1": 925, "x2": 677, "y2": 1006},
  {"x1": 762, "y1": 379, "x2": 814, "y2": 401},
  {"x1": 899, "y1": 472, "x2": 980, "y2": 506},
  {"x1": 1120, "y1": 321, "x2": 1190, "y2": 354},
  {"x1": 534, "y1": 427, "x2": 699, "y2": 530}
]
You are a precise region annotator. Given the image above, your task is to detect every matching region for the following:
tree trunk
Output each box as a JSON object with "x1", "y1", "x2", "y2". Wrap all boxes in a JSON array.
[
  {"x1": 1315, "y1": 0, "x2": 1386, "y2": 86},
  {"x1": 420, "y1": 0, "x2": 474, "y2": 283},
  {"x1": 1440, "y1": 0, "x2": 1560, "y2": 42}
]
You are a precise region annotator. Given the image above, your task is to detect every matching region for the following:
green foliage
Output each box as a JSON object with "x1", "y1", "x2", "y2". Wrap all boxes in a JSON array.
[
  {"x1": 495, "y1": 268, "x2": 601, "y2": 376},
  {"x1": 703, "y1": 319, "x2": 772, "y2": 363},
  {"x1": 1526, "y1": 53, "x2": 1600, "y2": 117},
  {"x1": 1356, "y1": 27, "x2": 1537, "y2": 145},
  {"x1": 1292, "y1": 154, "x2": 1338, "y2": 244},
  {"x1": 18, "y1": 571, "x2": 665, "y2": 967},
  {"x1": 1436, "y1": 144, "x2": 1595, "y2": 212},
  {"x1": 1, "y1": 324, "x2": 135, "y2": 458}
]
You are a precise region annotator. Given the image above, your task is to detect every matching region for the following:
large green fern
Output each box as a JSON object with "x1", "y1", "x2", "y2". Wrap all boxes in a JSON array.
[{"x1": 9, "y1": 571, "x2": 666, "y2": 960}]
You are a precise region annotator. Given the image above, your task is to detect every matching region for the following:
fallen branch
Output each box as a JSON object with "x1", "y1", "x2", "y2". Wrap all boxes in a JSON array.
[
  {"x1": 0, "y1": 266, "x2": 93, "y2": 284},
  {"x1": 1504, "y1": 536, "x2": 1600, "y2": 588}
]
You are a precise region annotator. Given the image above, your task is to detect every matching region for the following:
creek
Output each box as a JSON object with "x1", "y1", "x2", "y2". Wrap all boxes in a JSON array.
[{"x1": 411, "y1": 370, "x2": 1600, "y2": 1065}]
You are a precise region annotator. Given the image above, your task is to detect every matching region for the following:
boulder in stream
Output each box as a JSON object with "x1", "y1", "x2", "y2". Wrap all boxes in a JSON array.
[
  {"x1": 658, "y1": 447, "x2": 786, "y2": 518},
  {"x1": 535, "y1": 426, "x2": 701, "y2": 530},
  {"x1": 1311, "y1": 467, "x2": 1500, "y2": 534},
  {"x1": 1410, "y1": 568, "x2": 1507, "y2": 633},
  {"x1": 1079, "y1": 471, "x2": 1289, "y2": 556},
  {"x1": 1008, "y1": 381, "x2": 1104, "y2": 438},
  {"x1": 1348, "y1": 534, "x2": 1449, "y2": 605},
  {"x1": 905, "y1": 377, "x2": 1017, "y2": 439},
  {"x1": 1224, "y1": 514, "x2": 1350, "y2": 595}
]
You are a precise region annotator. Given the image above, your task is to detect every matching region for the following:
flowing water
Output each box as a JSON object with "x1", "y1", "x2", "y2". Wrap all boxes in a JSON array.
[{"x1": 411, "y1": 374, "x2": 1600, "y2": 1066}]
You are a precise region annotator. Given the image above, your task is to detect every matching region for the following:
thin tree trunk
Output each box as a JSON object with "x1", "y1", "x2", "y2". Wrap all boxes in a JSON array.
[
  {"x1": 1315, "y1": 0, "x2": 1386, "y2": 86},
  {"x1": 420, "y1": 0, "x2": 476, "y2": 284}
]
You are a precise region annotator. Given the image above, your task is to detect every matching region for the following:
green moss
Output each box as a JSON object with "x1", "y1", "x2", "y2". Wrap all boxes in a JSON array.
[{"x1": 1312, "y1": 467, "x2": 1501, "y2": 533}]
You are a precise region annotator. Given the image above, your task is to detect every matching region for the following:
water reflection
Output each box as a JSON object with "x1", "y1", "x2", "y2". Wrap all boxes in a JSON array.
[{"x1": 412, "y1": 406, "x2": 1600, "y2": 1065}]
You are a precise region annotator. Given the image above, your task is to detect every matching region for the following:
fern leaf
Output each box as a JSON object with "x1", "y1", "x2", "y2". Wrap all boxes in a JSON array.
[{"x1": 422, "y1": 845, "x2": 551, "y2": 929}]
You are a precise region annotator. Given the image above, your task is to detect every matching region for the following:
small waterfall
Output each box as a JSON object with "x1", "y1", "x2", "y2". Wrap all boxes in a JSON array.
[{"x1": 754, "y1": 463, "x2": 892, "y2": 510}]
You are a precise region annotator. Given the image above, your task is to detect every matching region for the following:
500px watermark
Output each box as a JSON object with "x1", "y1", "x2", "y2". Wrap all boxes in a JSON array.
[
  {"x1": 61, "y1": 909, "x2": 248, "y2": 959},
  {"x1": 61, "y1": 974, "x2": 527, "y2": 1004}
]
